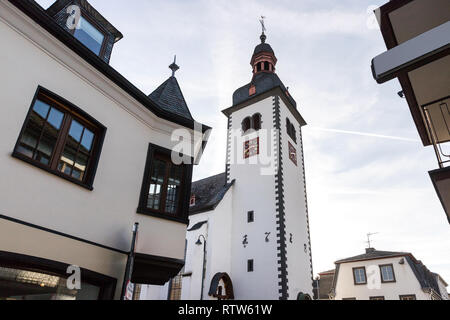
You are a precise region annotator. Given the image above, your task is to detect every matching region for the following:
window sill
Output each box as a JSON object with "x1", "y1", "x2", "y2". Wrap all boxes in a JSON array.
[
  {"x1": 136, "y1": 207, "x2": 189, "y2": 225},
  {"x1": 11, "y1": 152, "x2": 94, "y2": 191}
]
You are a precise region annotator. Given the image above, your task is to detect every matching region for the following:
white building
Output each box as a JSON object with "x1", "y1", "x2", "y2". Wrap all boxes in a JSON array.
[
  {"x1": 0, "y1": 0, "x2": 208, "y2": 300},
  {"x1": 141, "y1": 30, "x2": 314, "y2": 301},
  {"x1": 328, "y1": 248, "x2": 449, "y2": 300}
]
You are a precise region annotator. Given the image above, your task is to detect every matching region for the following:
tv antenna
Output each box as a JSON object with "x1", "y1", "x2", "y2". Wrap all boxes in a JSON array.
[{"x1": 366, "y1": 232, "x2": 379, "y2": 248}]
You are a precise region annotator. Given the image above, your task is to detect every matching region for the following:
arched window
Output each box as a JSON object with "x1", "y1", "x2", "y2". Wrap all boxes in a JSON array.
[
  {"x1": 256, "y1": 63, "x2": 262, "y2": 72},
  {"x1": 242, "y1": 117, "x2": 251, "y2": 133},
  {"x1": 264, "y1": 61, "x2": 269, "y2": 71},
  {"x1": 253, "y1": 113, "x2": 262, "y2": 131},
  {"x1": 286, "y1": 118, "x2": 297, "y2": 143}
]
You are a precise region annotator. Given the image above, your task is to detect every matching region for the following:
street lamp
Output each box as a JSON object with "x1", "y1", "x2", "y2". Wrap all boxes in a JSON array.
[{"x1": 196, "y1": 234, "x2": 206, "y2": 300}]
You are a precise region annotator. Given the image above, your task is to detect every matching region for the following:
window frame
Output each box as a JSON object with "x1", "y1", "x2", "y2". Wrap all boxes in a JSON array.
[
  {"x1": 137, "y1": 143, "x2": 193, "y2": 225},
  {"x1": 69, "y1": 12, "x2": 108, "y2": 58},
  {"x1": 352, "y1": 267, "x2": 367, "y2": 285},
  {"x1": 370, "y1": 296, "x2": 385, "y2": 300},
  {"x1": 12, "y1": 86, "x2": 106, "y2": 191},
  {"x1": 379, "y1": 264, "x2": 396, "y2": 283},
  {"x1": 399, "y1": 294, "x2": 416, "y2": 300}
]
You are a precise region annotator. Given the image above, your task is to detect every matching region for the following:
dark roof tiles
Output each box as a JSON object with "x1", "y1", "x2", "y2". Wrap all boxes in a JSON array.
[
  {"x1": 189, "y1": 173, "x2": 234, "y2": 215},
  {"x1": 232, "y1": 72, "x2": 297, "y2": 108},
  {"x1": 149, "y1": 76, "x2": 193, "y2": 121}
]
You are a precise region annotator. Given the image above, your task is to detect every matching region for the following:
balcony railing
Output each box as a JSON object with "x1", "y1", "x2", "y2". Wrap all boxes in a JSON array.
[{"x1": 423, "y1": 96, "x2": 450, "y2": 168}]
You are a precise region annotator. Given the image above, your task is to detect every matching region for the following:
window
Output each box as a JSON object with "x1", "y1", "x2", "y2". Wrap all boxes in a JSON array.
[
  {"x1": 73, "y1": 16, "x2": 106, "y2": 56},
  {"x1": 248, "y1": 211, "x2": 254, "y2": 223},
  {"x1": 247, "y1": 260, "x2": 254, "y2": 272},
  {"x1": 13, "y1": 87, "x2": 106, "y2": 190},
  {"x1": 0, "y1": 251, "x2": 115, "y2": 300},
  {"x1": 343, "y1": 298, "x2": 357, "y2": 300},
  {"x1": 242, "y1": 114, "x2": 262, "y2": 134},
  {"x1": 370, "y1": 296, "x2": 385, "y2": 300},
  {"x1": 137, "y1": 144, "x2": 193, "y2": 224},
  {"x1": 380, "y1": 264, "x2": 396, "y2": 283},
  {"x1": 242, "y1": 117, "x2": 251, "y2": 133},
  {"x1": 190, "y1": 195, "x2": 196, "y2": 206},
  {"x1": 400, "y1": 295, "x2": 416, "y2": 300},
  {"x1": 286, "y1": 118, "x2": 297, "y2": 143},
  {"x1": 264, "y1": 61, "x2": 269, "y2": 71},
  {"x1": 353, "y1": 267, "x2": 367, "y2": 285},
  {"x1": 244, "y1": 138, "x2": 259, "y2": 159},
  {"x1": 252, "y1": 114, "x2": 262, "y2": 131}
]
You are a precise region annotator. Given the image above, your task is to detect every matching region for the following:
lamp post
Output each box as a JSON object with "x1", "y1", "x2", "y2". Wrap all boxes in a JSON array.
[{"x1": 195, "y1": 234, "x2": 206, "y2": 300}]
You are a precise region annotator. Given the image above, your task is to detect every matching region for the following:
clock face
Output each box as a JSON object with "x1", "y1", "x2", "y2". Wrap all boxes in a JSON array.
[
  {"x1": 289, "y1": 142, "x2": 297, "y2": 166},
  {"x1": 244, "y1": 137, "x2": 259, "y2": 159}
]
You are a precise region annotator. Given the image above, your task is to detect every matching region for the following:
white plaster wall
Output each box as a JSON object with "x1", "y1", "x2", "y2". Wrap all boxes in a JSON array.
[
  {"x1": 334, "y1": 257, "x2": 430, "y2": 300},
  {"x1": 228, "y1": 96, "x2": 280, "y2": 300},
  {"x1": 182, "y1": 211, "x2": 210, "y2": 300},
  {"x1": 0, "y1": 2, "x2": 193, "y2": 261},
  {"x1": 278, "y1": 98, "x2": 313, "y2": 298}
]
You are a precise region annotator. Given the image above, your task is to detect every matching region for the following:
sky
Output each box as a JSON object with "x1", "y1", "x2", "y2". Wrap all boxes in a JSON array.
[{"x1": 37, "y1": 0, "x2": 450, "y2": 283}]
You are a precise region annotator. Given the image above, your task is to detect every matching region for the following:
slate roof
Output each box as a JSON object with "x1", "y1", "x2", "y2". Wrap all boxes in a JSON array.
[
  {"x1": 149, "y1": 76, "x2": 193, "y2": 121},
  {"x1": 232, "y1": 72, "x2": 297, "y2": 108},
  {"x1": 332, "y1": 248, "x2": 443, "y2": 298},
  {"x1": 253, "y1": 42, "x2": 274, "y2": 55},
  {"x1": 189, "y1": 173, "x2": 234, "y2": 215},
  {"x1": 335, "y1": 248, "x2": 408, "y2": 264}
]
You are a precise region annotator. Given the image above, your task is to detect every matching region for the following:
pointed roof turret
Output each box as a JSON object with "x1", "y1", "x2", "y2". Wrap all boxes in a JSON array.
[{"x1": 149, "y1": 57, "x2": 193, "y2": 120}]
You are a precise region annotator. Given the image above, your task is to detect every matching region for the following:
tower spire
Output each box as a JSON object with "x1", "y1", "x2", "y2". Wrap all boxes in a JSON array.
[
  {"x1": 259, "y1": 16, "x2": 267, "y2": 43},
  {"x1": 169, "y1": 55, "x2": 180, "y2": 77}
]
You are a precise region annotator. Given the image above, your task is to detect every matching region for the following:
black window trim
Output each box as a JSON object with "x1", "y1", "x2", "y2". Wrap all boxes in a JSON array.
[
  {"x1": 11, "y1": 86, "x2": 107, "y2": 191},
  {"x1": 352, "y1": 266, "x2": 367, "y2": 285},
  {"x1": 137, "y1": 143, "x2": 193, "y2": 225},
  {"x1": 379, "y1": 263, "x2": 397, "y2": 283}
]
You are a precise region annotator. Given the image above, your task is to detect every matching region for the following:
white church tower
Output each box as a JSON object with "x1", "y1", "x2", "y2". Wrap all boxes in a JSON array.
[
  {"x1": 139, "y1": 28, "x2": 314, "y2": 301},
  {"x1": 220, "y1": 29, "x2": 314, "y2": 300}
]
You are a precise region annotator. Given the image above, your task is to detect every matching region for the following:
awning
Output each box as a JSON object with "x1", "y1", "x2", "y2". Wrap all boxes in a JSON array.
[{"x1": 131, "y1": 253, "x2": 184, "y2": 285}]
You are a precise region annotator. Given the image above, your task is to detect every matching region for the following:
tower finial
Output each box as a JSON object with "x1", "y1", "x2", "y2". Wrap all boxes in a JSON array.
[
  {"x1": 169, "y1": 55, "x2": 179, "y2": 77},
  {"x1": 259, "y1": 16, "x2": 267, "y2": 43}
]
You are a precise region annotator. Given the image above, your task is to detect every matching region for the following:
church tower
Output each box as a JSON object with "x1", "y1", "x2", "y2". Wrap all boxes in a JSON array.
[{"x1": 222, "y1": 29, "x2": 314, "y2": 300}]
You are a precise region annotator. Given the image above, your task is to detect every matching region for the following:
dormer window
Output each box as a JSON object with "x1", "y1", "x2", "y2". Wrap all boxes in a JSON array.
[
  {"x1": 73, "y1": 16, "x2": 105, "y2": 56},
  {"x1": 46, "y1": 0, "x2": 123, "y2": 63}
]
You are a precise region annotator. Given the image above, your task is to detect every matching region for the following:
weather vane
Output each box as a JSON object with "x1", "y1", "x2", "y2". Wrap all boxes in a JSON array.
[{"x1": 259, "y1": 15, "x2": 267, "y2": 34}]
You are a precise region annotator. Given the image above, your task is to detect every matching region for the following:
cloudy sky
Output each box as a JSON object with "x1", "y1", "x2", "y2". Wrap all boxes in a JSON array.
[{"x1": 37, "y1": 0, "x2": 450, "y2": 282}]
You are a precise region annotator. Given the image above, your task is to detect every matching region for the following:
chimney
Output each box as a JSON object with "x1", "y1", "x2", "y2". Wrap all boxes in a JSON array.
[{"x1": 366, "y1": 247, "x2": 376, "y2": 254}]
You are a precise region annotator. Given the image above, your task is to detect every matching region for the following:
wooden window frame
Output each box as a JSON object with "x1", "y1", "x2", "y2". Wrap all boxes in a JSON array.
[
  {"x1": 68, "y1": 10, "x2": 108, "y2": 59},
  {"x1": 399, "y1": 294, "x2": 416, "y2": 300},
  {"x1": 379, "y1": 264, "x2": 396, "y2": 283},
  {"x1": 137, "y1": 143, "x2": 193, "y2": 225},
  {"x1": 12, "y1": 86, "x2": 106, "y2": 191},
  {"x1": 352, "y1": 267, "x2": 367, "y2": 285}
]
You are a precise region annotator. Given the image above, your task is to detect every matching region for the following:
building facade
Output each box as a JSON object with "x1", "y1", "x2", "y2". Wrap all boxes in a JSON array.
[
  {"x1": 0, "y1": 0, "x2": 208, "y2": 300},
  {"x1": 371, "y1": 0, "x2": 450, "y2": 224},
  {"x1": 141, "y1": 30, "x2": 314, "y2": 301},
  {"x1": 328, "y1": 248, "x2": 448, "y2": 300}
]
